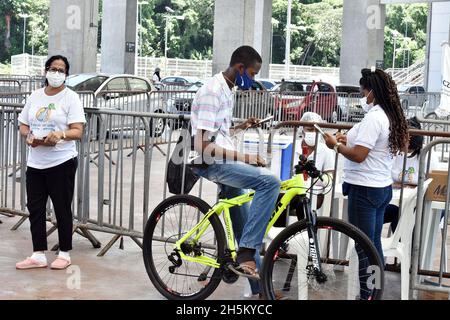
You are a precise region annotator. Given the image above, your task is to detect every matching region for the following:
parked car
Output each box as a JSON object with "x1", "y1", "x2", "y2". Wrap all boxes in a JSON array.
[
  {"x1": 257, "y1": 78, "x2": 278, "y2": 90},
  {"x1": 233, "y1": 80, "x2": 275, "y2": 121},
  {"x1": 398, "y1": 85, "x2": 427, "y2": 114},
  {"x1": 166, "y1": 80, "x2": 206, "y2": 129},
  {"x1": 336, "y1": 85, "x2": 363, "y2": 122},
  {"x1": 271, "y1": 80, "x2": 308, "y2": 93},
  {"x1": 160, "y1": 76, "x2": 200, "y2": 88},
  {"x1": 66, "y1": 73, "x2": 166, "y2": 137},
  {"x1": 273, "y1": 81, "x2": 339, "y2": 122}
]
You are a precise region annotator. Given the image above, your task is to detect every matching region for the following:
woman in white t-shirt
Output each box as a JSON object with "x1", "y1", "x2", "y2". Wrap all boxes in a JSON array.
[
  {"x1": 16, "y1": 55, "x2": 86, "y2": 271},
  {"x1": 324, "y1": 68, "x2": 408, "y2": 299}
]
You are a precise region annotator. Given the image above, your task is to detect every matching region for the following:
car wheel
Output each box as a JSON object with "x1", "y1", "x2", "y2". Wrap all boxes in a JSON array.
[
  {"x1": 150, "y1": 110, "x2": 167, "y2": 138},
  {"x1": 330, "y1": 106, "x2": 341, "y2": 123},
  {"x1": 402, "y1": 100, "x2": 409, "y2": 112}
]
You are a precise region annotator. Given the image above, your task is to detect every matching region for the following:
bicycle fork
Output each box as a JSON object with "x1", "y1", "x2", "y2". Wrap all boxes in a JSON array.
[{"x1": 302, "y1": 197, "x2": 327, "y2": 283}]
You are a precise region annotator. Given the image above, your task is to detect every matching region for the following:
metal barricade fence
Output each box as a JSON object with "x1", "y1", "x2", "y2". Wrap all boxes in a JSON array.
[
  {"x1": 0, "y1": 79, "x2": 23, "y2": 93},
  {"x1": 411, "y1": 137, "x2": 450, "y2": 298},
  {"x1": 268, "y1": 121, "x2": 450, "y2": 299},
  {"x1": 0, "y1": 106, "x2": 26, "y2": 213},
  {"x1": 0, "y1": 75, "x2": 45, "y2": 93},
  {"x1": 0, "y1": 92, "x2": 30, "y2": 105},
  {"x1": 2, "y1": 94, "x2": 449, "y2": 279},
  {"x1": 399, "y1": 92, "x2": 441, "y2": 118}
]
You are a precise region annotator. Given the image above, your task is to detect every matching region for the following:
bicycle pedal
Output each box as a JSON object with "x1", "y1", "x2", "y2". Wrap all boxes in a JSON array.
[{"x1": 222, "y1": 263, "x2": 239, "y2": 284}]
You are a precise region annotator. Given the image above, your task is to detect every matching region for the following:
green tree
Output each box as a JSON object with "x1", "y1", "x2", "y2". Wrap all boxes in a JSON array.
[
  {"x1": 0, "y1": 0, "x2": 49, "y2": 63},
  {"x1": 384, "y1": 4, "x2": 428, "y2": 69},
  {"x1": 0, "y1": 0, "x2": 429, "y2": 70},
  {"x1": 136, "y1": 0, "x2": 214, "y2": 60},
  {"x1": 272, "y1": 0, "x2": 342, "y2": 67}
]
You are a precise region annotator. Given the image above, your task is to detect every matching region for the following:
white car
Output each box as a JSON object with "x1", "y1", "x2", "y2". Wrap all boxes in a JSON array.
[{"x1": 66, "y1": 73, "x2": 166, "y2": 137}]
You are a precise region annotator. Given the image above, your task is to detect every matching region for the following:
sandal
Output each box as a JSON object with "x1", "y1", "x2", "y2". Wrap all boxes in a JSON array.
[
  {"x1": 50, "y1": 257, "x2": 71, "y2": 270},
  {"x1": 228, "y1": 260, "x2": 260, "y2": 281},
  {"x1": 16, "y1": 257, "x2": 48, "y2": 270}
]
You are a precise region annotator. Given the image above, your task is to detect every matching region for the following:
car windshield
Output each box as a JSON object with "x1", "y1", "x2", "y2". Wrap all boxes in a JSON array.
[
  {"x1": 336, "y1": 86, "x2": 360, "y2": 94},
  {"x1": 66, "y1": 74, "x2": 107, "y2": 92},
  {"x1": 271, "y1": 82, "x2": 308, "y2": 92},
  {"x1": 187, "y1": 82, "x2": 203, "y2": 91},
  {"x1": 397, "y1": 85, "x2": 409, "y2": 92},
  {"x1": 260, "y1": 81, "x2": 275, "y2": 90}
]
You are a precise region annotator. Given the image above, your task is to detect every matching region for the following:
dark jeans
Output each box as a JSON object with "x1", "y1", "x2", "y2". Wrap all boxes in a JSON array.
[
  {"x1": 384, "y1": 204, "x2": 399, "y2": 232},
  {"x1": 26, "y1": 158, "x2": 78, "y2": 252},
  {"x1": 344, "y1": 182, "x2": 392, "y2": 299}
]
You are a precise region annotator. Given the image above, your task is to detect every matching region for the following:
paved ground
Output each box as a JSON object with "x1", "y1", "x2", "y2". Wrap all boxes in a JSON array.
[
  {"x1": 1, "y1": 215, "x2": 448, "y2": 300},
  {"x1": 1, "y1": 131, "x2": 449, "y2": 300}
]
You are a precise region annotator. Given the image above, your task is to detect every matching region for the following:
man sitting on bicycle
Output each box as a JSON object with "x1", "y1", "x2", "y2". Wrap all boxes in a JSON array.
[{"x1": 190, "y1": 45, "x2": 281, "y2": 280}]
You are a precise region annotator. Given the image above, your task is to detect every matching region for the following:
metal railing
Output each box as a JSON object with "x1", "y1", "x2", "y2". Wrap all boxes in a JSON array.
[
  {"x1": 0, "y1": 74, "x2": 45, "y2": 93},
  {"x1": 1, "y1": 93, "x2": 449, "y2": 297}
]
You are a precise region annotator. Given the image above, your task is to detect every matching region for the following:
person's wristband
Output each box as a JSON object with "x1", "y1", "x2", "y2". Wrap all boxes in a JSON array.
[{"x1": 334, "y1": 142, "x2": 342, "y2": 153}]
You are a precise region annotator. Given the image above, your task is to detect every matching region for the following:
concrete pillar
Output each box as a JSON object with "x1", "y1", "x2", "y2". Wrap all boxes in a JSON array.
[
  {"x1": 100, "y1": 0, "x2": 138, "y2": 74},
  {"x1": 424, "y1": 1, "x2": 450, "y2": 92},
  {"x1": 212, "y1": 0, "x2": 272, "y2": 77},
  {"x1": 339, "y1": 0, "x2": 386, "y2": 85},
  {"x1": 48, "y1": 0, "x2": 99, "y2": 74}
]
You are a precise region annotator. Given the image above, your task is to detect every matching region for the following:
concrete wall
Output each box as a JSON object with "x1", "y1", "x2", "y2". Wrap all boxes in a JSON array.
[
  {"x1": 339, "y1": 0, "x2": 386, "y2": 85},
  {"x1": 100, "y1": 0, "x2": 137, "y2": 74},
  {"x1": 48, "y1": 0, "x2": 99, "y2": 74},
  {"x1": 212, "y1": 0, "x2": 272, "y2": 77},
  {"x1": 425, "y1": 1, "x2": 450, "y2": 92}
]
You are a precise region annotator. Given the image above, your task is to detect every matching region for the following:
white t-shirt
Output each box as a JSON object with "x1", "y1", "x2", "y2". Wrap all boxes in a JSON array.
[
  {"x1": 18, "y1": 88, "x2": 86, "y2": 169},
  {"x1": 391, "y1": 152, "x2": 440, "y2": 185},
  {"x1": 343, "y1": 105, "x2": 393, "y2": 188},
  {"x1": 294, "y1": 141, "x2": 335, "y2": 172},
  {"x1": 152, "y1": 74, "x2": 160, "y2": 83}
]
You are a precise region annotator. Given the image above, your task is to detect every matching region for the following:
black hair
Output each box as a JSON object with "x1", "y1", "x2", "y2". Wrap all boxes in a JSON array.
[
  {"x1": 407, "y1": 116, "x2": 423, "y2": 158},
  {"x1": 359, "y1": 68, "x2": 408, "y2": 155},
  {"x1": 229, "y1": 46, "x2": 262, "y2": 68},
  {"x1": 44, "y1": 55, "x2": 70, "y2": 86}
]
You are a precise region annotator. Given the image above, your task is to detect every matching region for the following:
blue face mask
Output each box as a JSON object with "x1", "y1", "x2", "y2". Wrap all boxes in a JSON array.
[{"x1": 236, "y1": 69, "x2": 254, "y2": 90}]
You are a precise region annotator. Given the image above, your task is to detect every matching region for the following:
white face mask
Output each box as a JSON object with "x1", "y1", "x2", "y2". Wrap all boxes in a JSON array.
[
  {"x1": 360, "y1": 90, "x2": 374, "y2": 113},
  {"x1": 46, "y1": 71, "x2": 66, "y2": 88},
  {"x1": 303, "y1": 132, "x2": 317, "y2": 147}
]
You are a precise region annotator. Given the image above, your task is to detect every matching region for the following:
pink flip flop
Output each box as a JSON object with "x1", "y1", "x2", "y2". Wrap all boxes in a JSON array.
[
  {"x1": 50, "y1": 257, "x2": 71, "y2": 270},
  {"x1": 16, "y1": 257, "x2": 48, "y2": 270}
]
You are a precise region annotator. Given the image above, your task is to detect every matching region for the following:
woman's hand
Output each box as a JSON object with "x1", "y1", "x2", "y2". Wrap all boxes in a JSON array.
[
  {"x1": 336, "y1": 132, "x2": 347, "y2": 145},
  {"x1": 26, "y1": 133, "x2": 39, "y2": 148},
  {"x1": 323, "y1": 133, "x2": 337, "y2": 150},
  {"x1": 44, "y1": 131, "x2": 64, "y2": 145}
]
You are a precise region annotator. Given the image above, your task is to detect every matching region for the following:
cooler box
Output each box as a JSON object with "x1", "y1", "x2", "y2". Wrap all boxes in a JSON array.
[{"x1": 238, "y1": 132, "x2": 293, "y2": 180}]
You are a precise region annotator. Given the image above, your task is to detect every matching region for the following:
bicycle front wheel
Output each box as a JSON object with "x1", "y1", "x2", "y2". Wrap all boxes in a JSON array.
[
  {"x1": 261, "y1": 217, "x2": 384, "y2": 300},
  {"x1": 143, "y1": 195, "x2": 226, "y2": 300}
]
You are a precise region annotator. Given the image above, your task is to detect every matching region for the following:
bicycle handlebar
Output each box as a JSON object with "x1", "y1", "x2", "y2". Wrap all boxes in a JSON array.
[{"x1": 294, "y1": 155, "x2": 323, "y2": 180}]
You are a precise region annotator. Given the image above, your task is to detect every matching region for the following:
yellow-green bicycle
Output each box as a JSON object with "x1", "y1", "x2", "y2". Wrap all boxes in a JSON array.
[{"x1": 143, "y1": 156, "x2": 384, "y2": 300}]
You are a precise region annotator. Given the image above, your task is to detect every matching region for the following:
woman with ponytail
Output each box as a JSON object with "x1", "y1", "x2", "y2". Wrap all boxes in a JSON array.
[{"x1": 324, "y1": 67, "x2": 408, "y2": 299}]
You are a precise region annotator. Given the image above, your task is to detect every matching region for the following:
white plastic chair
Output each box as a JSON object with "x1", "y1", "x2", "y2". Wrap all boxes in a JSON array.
[{"x1": 382, "y1": 179, "x2": 432, "y2": 300}]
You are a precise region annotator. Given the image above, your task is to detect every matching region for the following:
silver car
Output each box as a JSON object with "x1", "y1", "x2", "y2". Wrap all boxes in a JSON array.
[
  {"x1": 398, "y1": 85, "x2": 427, "y2": 117},
  {"x1": 66, "y1": 74, "x2": 166, "y2": 137}
]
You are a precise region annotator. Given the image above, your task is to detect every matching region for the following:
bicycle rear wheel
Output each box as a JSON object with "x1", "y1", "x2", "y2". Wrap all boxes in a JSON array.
[
  {"x1": 143, "y1": 195, "x2": 226, "y2": 300},
  {"x1": 261, "y1": 217, "x2": 384, "y2": 300}
]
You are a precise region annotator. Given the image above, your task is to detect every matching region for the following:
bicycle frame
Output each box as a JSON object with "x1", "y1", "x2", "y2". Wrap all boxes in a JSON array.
[{"x1": 174, "y1": 173, "x2": 310, "y2": 269}]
